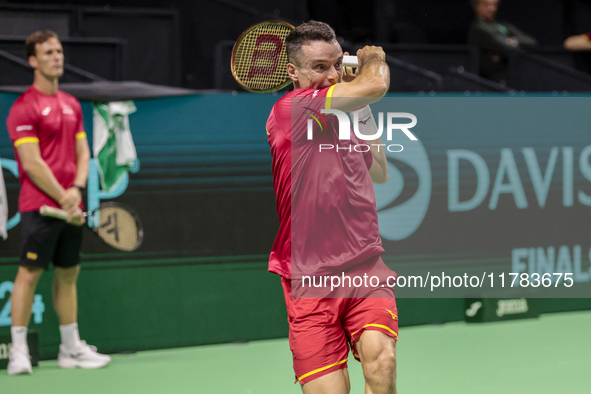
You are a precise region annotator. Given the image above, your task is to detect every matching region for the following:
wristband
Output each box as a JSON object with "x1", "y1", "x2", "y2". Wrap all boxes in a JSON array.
[
  {"x1": 73, "y1": 185, "x2": 86, "y2": 193},
  {"x1": 350, "y1": 105, "x2": 381, "y2": 140}
]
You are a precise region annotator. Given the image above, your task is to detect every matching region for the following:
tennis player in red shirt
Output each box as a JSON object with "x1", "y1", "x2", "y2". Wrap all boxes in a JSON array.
[
  {"x1": 6, "y1": 30, "x2": 110, "y2": 375},
  {"x1": 267, "y1": 21, "x2": 398, "y2": 393}
]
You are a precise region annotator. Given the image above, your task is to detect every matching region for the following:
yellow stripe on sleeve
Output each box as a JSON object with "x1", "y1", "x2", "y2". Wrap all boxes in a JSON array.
[
  {"x1": 14, "y1": 137, "x2": 39, "y2": 147},
  {"x1": 325, "y1": 84, "x2": 336, "y2": 110},
  {"x1": 297, "y1": 359, "x2": 347, "y2": 381},
  {"x1": 266, "y1": 127, "x2": 270, "y2": 136},
  {"x1": 75, "y1": 132, "x2": 87, "y2": 139}
]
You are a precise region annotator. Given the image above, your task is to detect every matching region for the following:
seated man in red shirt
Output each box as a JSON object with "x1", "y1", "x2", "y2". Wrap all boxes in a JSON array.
[{"x1": 266, "y1": 20, "x2": 398, "y2": 393}]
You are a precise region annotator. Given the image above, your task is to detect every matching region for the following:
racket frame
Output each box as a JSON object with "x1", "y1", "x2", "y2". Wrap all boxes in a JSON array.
[
  {"x1": 39, "y1": 202, "x2": 144, "y2": 252},
  {"x1": 231, "y1": 20, "x2": 295, "y2": 93},
  {"x1": 231, "y1": 20, "x2": 359, "y2": 93}
]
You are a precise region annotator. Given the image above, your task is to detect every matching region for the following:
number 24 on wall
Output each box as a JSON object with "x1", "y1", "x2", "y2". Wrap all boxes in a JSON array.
[{"x1": 0, "y1": 281, "x2": 45, "y2": 327}]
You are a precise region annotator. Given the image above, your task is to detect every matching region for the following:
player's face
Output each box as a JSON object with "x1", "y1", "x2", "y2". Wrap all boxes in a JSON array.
[
  {"x1": 29, "y1": 37, "x2": 64, "y2": 79},
  {"x1": 289, "y1": 40, "x2": 343, "y2": 90},
  {"x1": 475, "y1": 0, "x2": 499, "y2": 22}
]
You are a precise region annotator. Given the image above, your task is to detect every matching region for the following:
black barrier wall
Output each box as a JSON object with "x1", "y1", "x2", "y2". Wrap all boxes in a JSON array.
[{"x1": 6, "y1": 0, "x2": 591, "y2": 89}]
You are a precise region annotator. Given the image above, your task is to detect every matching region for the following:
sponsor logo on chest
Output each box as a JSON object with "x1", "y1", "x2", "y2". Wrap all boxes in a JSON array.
[
  {"x1": 40, "y1": 105, "x2": 75, "y2": 117},
  {"x1": 62, "y1": 105, "x2": 75, "y2": 115}
]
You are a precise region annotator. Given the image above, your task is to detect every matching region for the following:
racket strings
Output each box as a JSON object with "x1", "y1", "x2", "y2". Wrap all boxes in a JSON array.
[
  {"x1": 233, "y1": 22, "x2": 292, "y2": 91},
  {"x1": 96, "y1": 206, "x2": 141, "y2": 252}
]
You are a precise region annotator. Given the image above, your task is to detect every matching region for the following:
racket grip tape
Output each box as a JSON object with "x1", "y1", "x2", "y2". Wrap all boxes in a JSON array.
[
  {"x1": 39, "y1": 205, "x2": 69, "y2": 220},
  {"x1": 343, "y1": 55, "x2": 358, "y2": 68}
]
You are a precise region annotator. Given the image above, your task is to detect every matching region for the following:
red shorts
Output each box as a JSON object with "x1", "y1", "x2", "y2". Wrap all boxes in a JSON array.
[{"x1": 282, "y1": 263, "x2": 398, "y2": 384}]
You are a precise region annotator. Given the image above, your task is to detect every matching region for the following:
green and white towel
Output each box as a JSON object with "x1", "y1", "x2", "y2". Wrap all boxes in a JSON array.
[{"x1": 93, "y1": 101, "x2": 137, "y2": 192}]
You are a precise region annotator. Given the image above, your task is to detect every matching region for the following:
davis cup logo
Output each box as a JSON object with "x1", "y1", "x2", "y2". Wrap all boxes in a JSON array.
[{"x1": 374, "y1": 124, "x2": 431, "y2": 241}]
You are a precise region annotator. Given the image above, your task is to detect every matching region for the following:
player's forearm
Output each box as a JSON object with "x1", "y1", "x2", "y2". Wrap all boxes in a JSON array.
[
  {"x1": 355, "y1": 55, "x2": 390, "y2": 96},
  {"x1": 366, "y1": 136, "x2": 389, "y2": 184},
  {"x1": 73, "y1": 148, "x2": 90, "y2": 188},
  {"x1": 331, "y1": 58, "x2": 390, "y2": 113},
  {"x1": 349, "y1": 105, "x2": 389, "y2": 184},
  {"x1": 23, "y1": 158, "x2": 67, "y2": 203},
  {"x1": 330, "y1": 47, "x2": 390, "y2": 113}
]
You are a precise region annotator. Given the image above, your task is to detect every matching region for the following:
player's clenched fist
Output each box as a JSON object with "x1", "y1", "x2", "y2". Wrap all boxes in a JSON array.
[
  {"x1": 67, "y1": 207, "x2": 86, "y2": 226},
  {"x1": 356, "y1": 46, "x2": 386, "y2": 66},
  {"x1": 59, "y1": 186, "x2": 82, "y2": 212}
]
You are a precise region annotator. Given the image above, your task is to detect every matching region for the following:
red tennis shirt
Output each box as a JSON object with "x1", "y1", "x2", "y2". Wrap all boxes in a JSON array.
[
  {"x1": 266, "y1": 85, "x2": 384, "y2": 279},
  {"x1": 6, "y1": 86, "x2": 86, "y2": 212}
]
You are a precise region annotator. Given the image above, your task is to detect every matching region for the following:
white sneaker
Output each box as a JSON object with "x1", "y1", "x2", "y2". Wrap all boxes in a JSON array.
[
  {"x1": 7, "y1": 345, "x2": 33, "y2": 375},
  {"x1": 57, "y1": 340, "x2": 111, "y2": 369}
]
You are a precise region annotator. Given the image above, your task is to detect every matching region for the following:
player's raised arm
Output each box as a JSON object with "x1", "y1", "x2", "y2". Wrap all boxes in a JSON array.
[{"x1": 329, "y1": 46, "x2": 390, "y2": 113}]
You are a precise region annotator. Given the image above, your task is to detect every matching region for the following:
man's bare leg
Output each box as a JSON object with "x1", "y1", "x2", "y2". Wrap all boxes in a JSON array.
[
  {"x1": 11, "y1": 266, "x2": 44, "y2": 326},
  {"x1": 302, "y1": 367, "x2": 351, "y2": 394},
  {"x1": 52, "y1": 265, "x2": 80, "y2": 325},
  {"x1": 355, "y1": 330, "x2": 397, "y2": 394}
]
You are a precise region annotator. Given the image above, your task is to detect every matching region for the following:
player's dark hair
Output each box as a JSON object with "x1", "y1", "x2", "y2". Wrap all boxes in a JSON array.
[
  {"x1": 285, "y1": 20, "x2": 336, "y2": 66},
  {"x1": 25, "y1": 30, "x2": 59, "y2": 58}
]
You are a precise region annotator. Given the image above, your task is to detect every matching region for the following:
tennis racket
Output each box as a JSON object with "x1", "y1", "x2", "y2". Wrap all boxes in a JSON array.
[
  {"x1": 231, "y1": 20, "x2": 359, "y2": 93},
  {"x1": 40, "y1": 202, "x2": 143, "y2": 252}
]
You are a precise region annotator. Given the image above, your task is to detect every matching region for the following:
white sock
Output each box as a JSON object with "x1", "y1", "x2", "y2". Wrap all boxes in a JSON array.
[
  {"x1": 59, "y1": 323, "x2": 81, "y2": 350},
  {"x1": 11, "y1": 326, "x2": 28, "y2": 350}
]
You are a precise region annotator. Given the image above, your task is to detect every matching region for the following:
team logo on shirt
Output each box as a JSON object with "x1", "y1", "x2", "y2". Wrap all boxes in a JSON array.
[
  {"x1": 41, "y1": 107, "x2": 51, "y2": 116},
  {"x1": 62, "y1": 105, "x2": 75, "y2": 115},
  {"x1": 386, "y1": 309, "x2": 398, "y2": 320}
]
